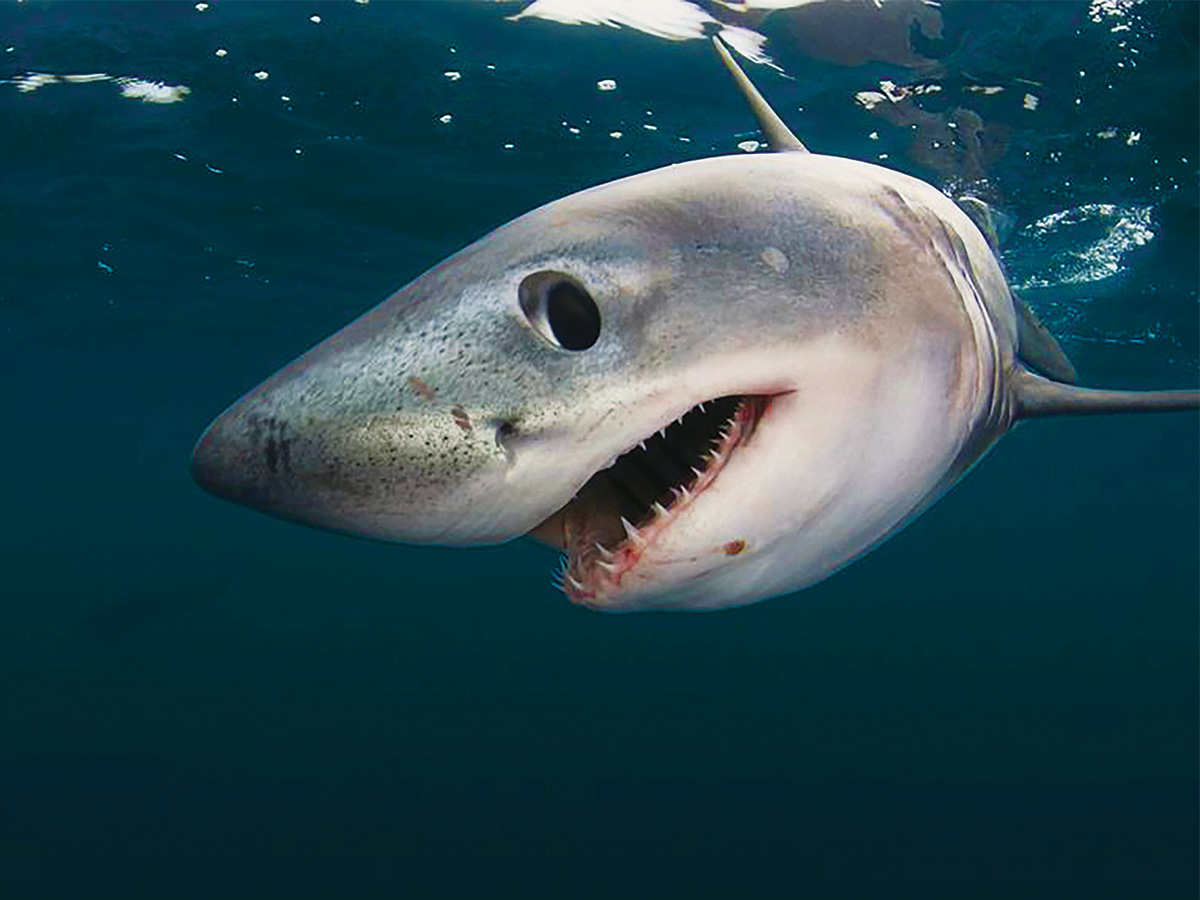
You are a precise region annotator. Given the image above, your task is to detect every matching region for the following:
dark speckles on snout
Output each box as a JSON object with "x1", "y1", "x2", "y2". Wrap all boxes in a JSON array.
[
  {"x1": 247, "y1": 413, "x2": 292, "y2": 475},
  {"x1": 451, "y1": 404, "x2": 472, "y2": 434},
  {"x1": 408, "y1": 376, "x2": 437, "y2": 401},
  {"x1": 723, "y1": 539, "x2": 747, "y2": 556}
]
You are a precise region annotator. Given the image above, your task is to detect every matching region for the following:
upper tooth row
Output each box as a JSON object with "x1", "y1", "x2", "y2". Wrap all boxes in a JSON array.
[{"x1": 607, "y1": 401, "x2": 714, "y2": 468}]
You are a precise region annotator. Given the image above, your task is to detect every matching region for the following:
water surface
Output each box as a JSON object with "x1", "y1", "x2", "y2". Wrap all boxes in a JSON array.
[{"x1": 1, "y1": 3, "x2": 1196, "y2": 897}]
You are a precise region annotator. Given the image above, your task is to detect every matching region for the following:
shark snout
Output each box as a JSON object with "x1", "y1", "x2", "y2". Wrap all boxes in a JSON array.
[
  {"x1": 191, "y1": 415, "x2": 233, "y2": 500},
  {"x1": 191, "y1": 395, "x2": 398, "y2": 535},
  {"x1": 191, "y1": 373, "x2": 542, "y2": 545},
  {"x1": 191, "y1": 401, "x2": 301, "y2": 514}
]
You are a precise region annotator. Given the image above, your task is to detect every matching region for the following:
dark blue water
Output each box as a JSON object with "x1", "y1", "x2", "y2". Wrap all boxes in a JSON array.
[{"x1": 1, "y1": 3, "x2": 1196, "y2": 897}]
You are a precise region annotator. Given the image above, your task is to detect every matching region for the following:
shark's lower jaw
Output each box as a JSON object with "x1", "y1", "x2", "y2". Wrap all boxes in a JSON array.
[{"x1": 546, "y1": 393, "x2": 772, "y2": 607}]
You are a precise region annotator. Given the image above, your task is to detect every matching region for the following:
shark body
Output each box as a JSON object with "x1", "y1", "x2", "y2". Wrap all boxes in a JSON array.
[{"x1": 193, "y1": 40, "x2": 1198, "y2": 612}]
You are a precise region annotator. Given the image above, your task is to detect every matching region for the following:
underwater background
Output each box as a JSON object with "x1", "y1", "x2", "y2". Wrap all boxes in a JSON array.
[{"x1": 1, "y1": 1, "x2": 1196, "y2": 897}]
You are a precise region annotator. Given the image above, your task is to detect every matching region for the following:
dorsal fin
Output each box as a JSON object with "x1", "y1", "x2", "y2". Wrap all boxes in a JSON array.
[
  {"x1": 1014, "y1": 369, "x2": 1199, "y2": 420},
  {"x1": 712, "y1": 36, "x2": 807, "y2": 153}
]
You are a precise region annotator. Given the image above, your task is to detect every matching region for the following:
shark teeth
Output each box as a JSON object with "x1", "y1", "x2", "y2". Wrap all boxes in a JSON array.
[
  {"x1": 620, "y1": 516, "x2": 648, "y2": 548},
  {"x1": 556, "y1": 394, "x2": 769, "y2": 604}
]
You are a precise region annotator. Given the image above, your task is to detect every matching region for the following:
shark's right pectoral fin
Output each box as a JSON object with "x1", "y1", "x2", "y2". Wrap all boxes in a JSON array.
[{"x1": 1014, "y1": 368, "x2": 1200, "y2": 420}]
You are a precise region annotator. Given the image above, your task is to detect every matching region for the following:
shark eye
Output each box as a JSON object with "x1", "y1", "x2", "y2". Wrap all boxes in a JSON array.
[{"x1": 519, "y1": 271, "x2": 601, "y2": 351}]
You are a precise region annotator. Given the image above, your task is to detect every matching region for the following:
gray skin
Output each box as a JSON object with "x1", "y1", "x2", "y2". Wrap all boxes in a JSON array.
[
  {"x1": 195, "y1": 157, "x2": 1003, "y2": 537},
  {"x1": 193, "y1": 41, "x2": 1198, "y2": 612}
]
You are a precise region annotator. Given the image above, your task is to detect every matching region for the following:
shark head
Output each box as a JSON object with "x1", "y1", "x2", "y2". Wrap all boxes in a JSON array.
[
  {"x1": 193, "y1": 39, "x2": 1198, "y2": 613},
  {"x1": 193, "y1": 152, "x2": 1009, "y2": 611}
]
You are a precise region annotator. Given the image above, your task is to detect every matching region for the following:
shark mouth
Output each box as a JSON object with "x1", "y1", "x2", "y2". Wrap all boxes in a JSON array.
[{"x1": 543, "y1": 394, "x2": 771, "y2": 604}]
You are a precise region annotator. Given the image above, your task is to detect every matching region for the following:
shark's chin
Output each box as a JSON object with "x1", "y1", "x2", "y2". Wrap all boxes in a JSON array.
[{"x1": 527, "y1": 393, "x2": 778, "y2": 609}]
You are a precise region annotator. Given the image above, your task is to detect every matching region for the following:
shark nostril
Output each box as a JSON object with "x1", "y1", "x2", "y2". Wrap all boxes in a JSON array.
[{"x1": 494, "y1": 420, "x2": 519, "y2": 462}]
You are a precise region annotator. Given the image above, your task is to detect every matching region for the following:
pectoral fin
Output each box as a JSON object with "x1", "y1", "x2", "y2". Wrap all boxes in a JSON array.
[
  {"x1": 1014, "y1": 297, "x2": 1078, "y2": 384},
  {"x1": 1014, "y1": 368, "x2": 1200, "y2": 420}
]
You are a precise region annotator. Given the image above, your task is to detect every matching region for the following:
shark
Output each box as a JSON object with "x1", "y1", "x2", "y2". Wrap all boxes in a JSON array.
[{"x1": 192, "y1": 38, "x2": 1198, "y2": 613}]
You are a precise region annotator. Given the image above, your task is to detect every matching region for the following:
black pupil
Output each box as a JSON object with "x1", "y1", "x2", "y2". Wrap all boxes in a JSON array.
[{"x1": 545, "y1": 280, "x2": 600, "y2": 350}]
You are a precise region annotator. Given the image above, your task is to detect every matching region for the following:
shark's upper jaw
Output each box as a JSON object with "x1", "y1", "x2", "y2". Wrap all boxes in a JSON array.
[{"x1": 528, "y1": 392, "x2": 777, "y2": 609}]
